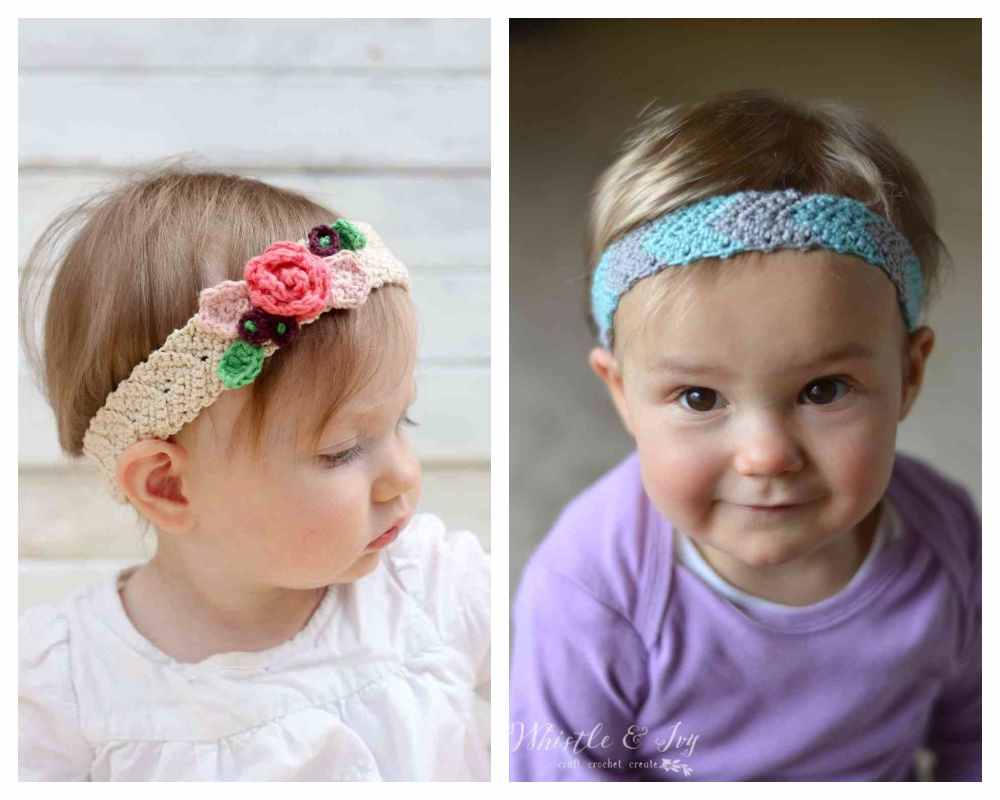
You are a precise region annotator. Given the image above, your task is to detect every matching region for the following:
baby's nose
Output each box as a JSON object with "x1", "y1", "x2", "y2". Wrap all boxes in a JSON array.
[
  {"x1": 373, "y1": 442, "x2": 421, "y2": 502},
  {"x1": 732, "y1": 418, "x2": 804, "y2": 476}
]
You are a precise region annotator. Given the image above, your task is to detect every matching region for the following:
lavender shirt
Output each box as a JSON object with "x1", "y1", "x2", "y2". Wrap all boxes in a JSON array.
[{"x1": 510, "y1": 451, "x2": 980, "y2": 781}]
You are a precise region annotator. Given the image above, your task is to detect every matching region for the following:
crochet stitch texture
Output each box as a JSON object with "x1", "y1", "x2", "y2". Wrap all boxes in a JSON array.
[
  {"x1": 83, "y1": 221, "x2": 409, "y2": 504},
  {"x1": 591, "y1": 189, "x2": 924, "y2": 348}
]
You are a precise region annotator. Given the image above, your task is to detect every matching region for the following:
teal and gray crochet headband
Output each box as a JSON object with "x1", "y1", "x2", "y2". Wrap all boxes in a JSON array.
[{"x1": 591, "y1": 188, "x2": 924, "y2": 349}]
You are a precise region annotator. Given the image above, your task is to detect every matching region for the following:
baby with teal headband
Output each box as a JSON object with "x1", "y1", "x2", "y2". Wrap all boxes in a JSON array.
[{"x1": 510, "y1": 90, "x2": 980, "y2": 781}]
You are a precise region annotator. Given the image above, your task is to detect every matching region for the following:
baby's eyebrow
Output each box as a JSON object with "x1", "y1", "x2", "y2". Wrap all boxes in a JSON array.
[{"x1": 650, "y1": 342, "x2": 876, "y2": 377}]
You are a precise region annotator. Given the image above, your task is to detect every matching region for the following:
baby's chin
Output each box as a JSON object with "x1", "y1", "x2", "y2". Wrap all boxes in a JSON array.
[
  {"x1": 686, "y1": 526, "x2": 830, "y2": 570},
  {"x1": 329, "y1": 549, "x2": 384, "y2": 584},
  {"x1": 284, "y1": 550, "x2": 383, "y2": 589}
]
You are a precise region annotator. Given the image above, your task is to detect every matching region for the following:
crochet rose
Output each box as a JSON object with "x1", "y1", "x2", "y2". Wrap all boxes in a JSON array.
[
  {"x1": 236, "y1": 308, "x2": 274, "y2": 345},
  {"x1": 218, "y1": 340, "x2": 265, "y2": 389},
  {"x1": 307, "y1": 224, "x2": 341, "y2": 257},
  {"x1": 269, "y1": 315, "x2": 300, "y2": 347},
  {"x1": 236, "y1": 308, "x2": 300, "y2": 348},
  {"x1": 244, "y1": 242, "x2": 331, "y2": 323}
]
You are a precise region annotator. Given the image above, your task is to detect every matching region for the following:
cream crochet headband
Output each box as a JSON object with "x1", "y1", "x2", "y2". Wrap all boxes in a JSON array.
[{"x1": 82, "y1": 220, "x2": 410, "y2": 504}]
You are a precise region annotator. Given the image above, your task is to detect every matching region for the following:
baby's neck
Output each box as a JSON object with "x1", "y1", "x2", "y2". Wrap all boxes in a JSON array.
[
  {"x1": 119, "y1": 557, "x2": 328, "y2": 664},
  {"x1": 686, "y1": 503, "x2": 881, "y2": 607}
]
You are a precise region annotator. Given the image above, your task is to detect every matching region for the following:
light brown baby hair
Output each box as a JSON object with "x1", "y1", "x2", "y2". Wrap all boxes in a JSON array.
[
  {"x1": 588, "y1": 88, "x2": 951, "y2": 363},
  {"x1": 20, "y1": 157, "x2": 416, "y2": 526}
]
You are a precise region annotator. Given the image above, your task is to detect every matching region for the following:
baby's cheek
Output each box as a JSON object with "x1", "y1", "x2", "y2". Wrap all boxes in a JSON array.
[
  {"x1": 259, "y1": 490, "x2": 346, "y2": 559},
  {"x1": 635, "y1": 434, "x2": 716, "y2": 519},
  {"x1": 826, "y1": 416, "x2": 897, "y2": 511},
  {"x1": 275, "y1": 509, "x2": 364, "y2": 582}
]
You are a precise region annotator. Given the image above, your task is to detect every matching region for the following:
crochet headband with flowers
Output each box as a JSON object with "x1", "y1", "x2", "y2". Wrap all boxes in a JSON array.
[
  {"x1": 591, "y1": 189, "x2": 924, "y2": 349},
  {"x1": 82, "y1": 219, "x2": 410, "y2": 504}
]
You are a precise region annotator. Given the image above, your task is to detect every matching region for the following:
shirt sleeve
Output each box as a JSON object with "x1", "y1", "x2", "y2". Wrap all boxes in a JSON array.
[
  {"x1": 401, "y1": 513, "x2": 490, "y2": 690},
  {"x1": 19, "y1": 605, "x2": 93, "y2": 780},
  {"x1": 509, "y1": 561, "x2": 649, "y2": 781},
  {"x1": 925, "y1": 489, "x2": 981, "y2": 781}
]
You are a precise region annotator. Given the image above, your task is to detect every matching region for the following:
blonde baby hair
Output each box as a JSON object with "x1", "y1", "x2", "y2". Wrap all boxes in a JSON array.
[
  {"x1": 20, "y1": 157, "x2": 417, "y2": 524},
  {"x1": 588, "y1": 88, "x2": 951, "y2": 362}
]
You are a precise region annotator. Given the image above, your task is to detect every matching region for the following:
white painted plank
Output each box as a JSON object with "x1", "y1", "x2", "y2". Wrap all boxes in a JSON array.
[
  {"x1": 19, "y1": 559, "x2": 142, "y2": 613},
  {"x1": 410, "y1": 272, "x2": 490, "y2": 359},
  {"x1": 19, "y1": 465, "x2": 489, "y2": 564},
  {"x1": 19, "y1": 19, "x2": 490, "y2": 71},
  {"x1": 281, "y1": 173, "x2": 490, "y2": 268},
  {"x1": 19, "y1": 73, "x2": 489, "y2": 169},
  {"x1": 18, "y1": 270, "x2": 486, "y2": 362},
  {"x1": 19, "y1": 362, "x2": 488, "y2": 466},
  {"x1": 19, "y1": 171, "x2": 489, "y2": 269},
  {"x1": 413, "y1": 365, "x2": 489, "y2": 461}
]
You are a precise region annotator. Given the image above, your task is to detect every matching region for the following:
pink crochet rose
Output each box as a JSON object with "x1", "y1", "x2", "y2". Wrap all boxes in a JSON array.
[{"x1": 244, "y1": 242, "x2": 331, "y2": 323}]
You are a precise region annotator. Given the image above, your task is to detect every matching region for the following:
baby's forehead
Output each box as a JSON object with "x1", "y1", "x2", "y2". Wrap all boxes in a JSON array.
[
  {"x1": 637, "y1": 337, "x2": 882, "y2": 377},
  {"x1": 338, "y1": 387, "x2": 415, "y2": 424},
  {"x1": 316, "y1": 374, "x2": 417, "y2": 428},
  {"x1": 620, "y1": 250, "x2": 905, "y2": 366}
]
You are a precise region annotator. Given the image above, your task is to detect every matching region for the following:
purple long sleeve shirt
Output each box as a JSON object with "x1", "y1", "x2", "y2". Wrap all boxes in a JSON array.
[{"x1": 510, "y1": 451, "x2": 980, "y2": 781}]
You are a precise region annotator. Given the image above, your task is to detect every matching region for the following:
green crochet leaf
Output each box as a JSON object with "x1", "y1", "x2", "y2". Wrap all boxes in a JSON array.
[
  {"x1": 333, "y1": 219, "x2": 367, "y2": 251},
  {"x1": 218, "y1": 340, "x2": 265, "y2": 389}
]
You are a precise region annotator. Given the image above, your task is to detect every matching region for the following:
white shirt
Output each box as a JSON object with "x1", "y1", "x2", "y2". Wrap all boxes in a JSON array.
[
  {"x1": 19, "y1": 513, "x2": 490, "y2": 781},
  {"x1": 675, "y1": 496, "x2": 904, "y2": 615}
]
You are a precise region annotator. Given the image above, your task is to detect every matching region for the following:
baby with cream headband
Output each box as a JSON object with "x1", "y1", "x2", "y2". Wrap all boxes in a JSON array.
[
  {"x1": 510, "y1": 90, "x2": 979, "y2": 781},
  {"x1": 19, "y1": 164, "x2": 489, "y2": 781}
]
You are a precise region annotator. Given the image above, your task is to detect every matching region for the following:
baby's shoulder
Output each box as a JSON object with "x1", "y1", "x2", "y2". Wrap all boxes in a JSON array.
[
  {"x1": 19, "y1": 596, "x2": 97, "y2": 780},
  {"x1": 382, "y1": 512, "x2": 489, "y2": 645},
  {"x1": 20, "y1": 576, "x2": 116, "y2": 697},
  {"x1": 386, "y1": 512, "x2": 488, "y2": 591},
  {"x1": 888, "y1": 451, "x2": 980, "y2": 601},
  {"x1": 20, "y1": 599, "x2": 73, "y2": 675},
  {"x1": 519, "y1": 451, "x2": 671, "y2": 636}
]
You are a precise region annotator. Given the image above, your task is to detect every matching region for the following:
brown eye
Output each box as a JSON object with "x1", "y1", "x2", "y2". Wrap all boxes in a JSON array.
[
  {"x1": 679, "y1": 387, "x2": 721, "y2": 413},
  {"x1": 802, "y1": 378, "x2": 849, "y2": 405}
]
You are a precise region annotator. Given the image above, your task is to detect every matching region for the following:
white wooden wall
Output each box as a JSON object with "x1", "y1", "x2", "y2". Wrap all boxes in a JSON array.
[{"x1": 19, "y1": 20, "x2": 490, "y2": 610}]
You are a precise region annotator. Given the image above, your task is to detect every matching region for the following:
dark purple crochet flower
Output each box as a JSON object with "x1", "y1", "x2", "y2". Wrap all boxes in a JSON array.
[
  {"x1": 308, "y1": 224, "x2": 342, "y2": 257},
  {"x1": 269, "y1": 315, "x2": 300, "y2": 347},
  {"x1": 237, "y1": 308, "x2": 273, "y2": 345}
]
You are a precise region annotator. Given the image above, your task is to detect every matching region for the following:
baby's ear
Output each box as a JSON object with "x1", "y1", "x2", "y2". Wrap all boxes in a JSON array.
[
  {"x1": 588, "y1": 347, "x2": 635, "y2": 436},
  {"x1": 115, "y1": 439, "x2": 194, "y2": 534},
  {"x1": 899, "y1": 326, "x2": 936, "y2": 422}
]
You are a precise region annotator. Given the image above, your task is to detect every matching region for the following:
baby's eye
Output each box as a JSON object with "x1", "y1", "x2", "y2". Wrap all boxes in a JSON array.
[
  {"x1": 320, "y1": 443, "x2": 364, "y2": 468},
  {"x1": 397, "y1": 413, "x2": 419, "y2": 429},
  {"x1": 800, "y1": 377, "x2": 851, "y2": 405},
  {"x1": 677, "y1": 387, "x2": 724, "y2": 413}
]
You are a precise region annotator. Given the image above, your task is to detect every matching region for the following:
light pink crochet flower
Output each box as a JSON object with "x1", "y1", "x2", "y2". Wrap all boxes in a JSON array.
[
  {"x1": 244, "y1": 242, "x2": 331, "y2": 323},
  {"x1": 324, "y1": 250, "x2": 371, "y2": 309},
  {"x1": 194, "y1": 280, "x2": 252, "y2": 338}
]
